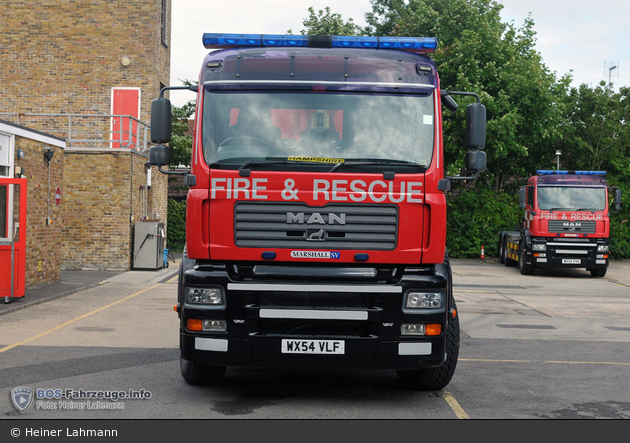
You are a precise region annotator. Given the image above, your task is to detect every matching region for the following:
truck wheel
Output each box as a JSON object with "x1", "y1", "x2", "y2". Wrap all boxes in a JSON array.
[
  {"x1": 180, "y1": 355, "x2": 226, "y2": 385},
  {"x1": 397, "y1": 303, "x2": 460, "y2": 391},
  {"x1": 589, "y1": 268, "x2": 607, "y2": 277},
  {"x1": 518, "y1": 243, "x2": 535, "y2": 275},
  {"x1": 498, "y1": 234, "x2": 505, "y2": 264}
]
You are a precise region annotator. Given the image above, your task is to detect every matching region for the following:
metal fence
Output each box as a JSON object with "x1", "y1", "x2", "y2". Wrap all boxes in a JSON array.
[{"x1": 0, "y1": 113, "x2": 151, "y2": 153}]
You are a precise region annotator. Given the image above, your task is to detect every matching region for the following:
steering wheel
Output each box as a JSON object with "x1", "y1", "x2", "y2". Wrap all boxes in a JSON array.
[
  {"x1": 218, "y1": 136, "x2": 270, "y2": 150},
  {"x1": 217, "y1": 136, "x2": 271, "y2": 160}
]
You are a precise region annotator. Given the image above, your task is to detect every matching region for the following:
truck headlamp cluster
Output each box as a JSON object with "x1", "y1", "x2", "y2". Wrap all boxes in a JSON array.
[
  {"x1": 202, "y1": 33, "x2": 437, "y2": 54},
  {"x1": 404, "y1": 292, "x2": 443, "y2": 311},
  {"x1": 532, "y1": 243, "x2": 547, "y2": 251},
  {"x1": 597, "y1": 244, "x2": 609, "y2": 252},
  {"x1": 186, "y1": 319, "x2": 227, "y2": 332},
  {"x1": 186, "y1": 287, "x2": 225, "y2": 307},
  {"x1": 401, "y1": 323, "x2": 442, "y2": 336}
]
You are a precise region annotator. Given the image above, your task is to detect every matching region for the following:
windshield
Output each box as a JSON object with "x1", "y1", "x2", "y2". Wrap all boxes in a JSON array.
[
  {"x1": 537, "y1": 186, "x2": 606, "y2": 211},
  {"x1": 202, "y1": 90, "x2": 434, "y2": 169}
]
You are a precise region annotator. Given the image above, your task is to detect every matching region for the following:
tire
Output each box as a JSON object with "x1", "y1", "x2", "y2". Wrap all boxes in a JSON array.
[
  {"x1": 498, "y1": 234, "x2": 505, "y2": 264},
  {"x1": 589, "y1": 267, "x2": 607, "y2": 277},
  {"x1": 397, "y1": 303, "x2": 460, "y2": 391},
  {"x1": 180, "y1": 355, "x2": 226, "y2": 385},
  {"x1": 518, "y1": 242, "x2": 535, "y2": 275}
]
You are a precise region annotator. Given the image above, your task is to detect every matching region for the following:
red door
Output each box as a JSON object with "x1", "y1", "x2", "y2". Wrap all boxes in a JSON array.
[
  {"x1": 111, "y1": 88, "x2": 140, "y2": 149},
  {"x1": 0, "y1": 178, "x2": 27, "y2": 300}
]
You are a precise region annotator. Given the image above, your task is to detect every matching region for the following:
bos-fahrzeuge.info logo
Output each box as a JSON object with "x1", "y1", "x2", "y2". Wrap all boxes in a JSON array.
[
  {"x1": 10, "y1": 386, "x2": 152, "y2": 413},
  {"x1": 11, "y1": 387, "x2": 34, "y2": 413}
]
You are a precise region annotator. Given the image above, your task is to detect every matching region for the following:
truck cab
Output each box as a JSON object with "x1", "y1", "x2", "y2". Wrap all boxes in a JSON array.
[{"x1": 500, "y1": 170, "x2": 621, "y2": 277}]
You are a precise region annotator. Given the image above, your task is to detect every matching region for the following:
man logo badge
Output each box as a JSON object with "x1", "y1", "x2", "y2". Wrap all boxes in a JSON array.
[
  {"x1": 11, "y1": 387, "x2": 34, "y2": 413},
  {"x1": 306, "y1": 228, "x2": 325, "y2": 241}
]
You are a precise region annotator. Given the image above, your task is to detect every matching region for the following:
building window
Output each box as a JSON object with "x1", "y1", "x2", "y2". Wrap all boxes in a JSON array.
[{"x1": 0, "y1": 132, "x2": 12, "y2": 177}]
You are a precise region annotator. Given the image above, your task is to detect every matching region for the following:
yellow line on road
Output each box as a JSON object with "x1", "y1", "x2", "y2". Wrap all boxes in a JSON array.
[
  {"x1": 0, "y1": 284, "x2": 160, "y2": 353},
  {"x1": 443, "y1": 391, "x2": 470, "y2": 419},
  {"x1": 460, "y1": 358, "x2": 630, "y2": 366}
]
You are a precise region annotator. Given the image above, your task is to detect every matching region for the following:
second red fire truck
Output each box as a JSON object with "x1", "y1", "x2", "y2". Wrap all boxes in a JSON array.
[{"x1": 499, "y1": 170, "x2": 622, "y2": 277}]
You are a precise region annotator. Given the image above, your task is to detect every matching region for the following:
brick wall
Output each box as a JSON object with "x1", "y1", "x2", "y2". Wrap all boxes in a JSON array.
[
  {"x1": 13, "y1": 135, "x2": 65, "y2": 287},
  {"x1": 62, "y1": 148, "x2": 167, "y2": 271},
  {"x1": 1, "y1": 0, "x2": 171, "y2": 277},
  {"x1": 0, "y1": 0, "x2": 171, "y2": 127}
]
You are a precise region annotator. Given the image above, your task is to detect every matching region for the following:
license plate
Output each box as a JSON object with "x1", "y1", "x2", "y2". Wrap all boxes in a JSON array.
[
  {"x1": 562, "y1": 259, "x2": 581, "y2": 264},
  {"x1": 281, "y1": 339, "x2": 345, "y2": 354}
]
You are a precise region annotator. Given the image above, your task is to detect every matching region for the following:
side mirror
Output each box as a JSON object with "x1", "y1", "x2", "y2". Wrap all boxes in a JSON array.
[
  {"x1": 150, "y1": 97, "x2": 172, "y2": 144},
  {"x1": 149, "y1": 144, "x2": 172, "y2": 166},
  {"x1": 465, "y1": 103, "x2": 486, "y2": 150},
  {"x1": 519, "y1": 188, "x2": 526, "y2": 210},
  {"x1": 465, "y1": 149, "x2": 486, "y2": 172},
  {"x1": 440, "y1": 91, "x2": 459, "y2": 112}
]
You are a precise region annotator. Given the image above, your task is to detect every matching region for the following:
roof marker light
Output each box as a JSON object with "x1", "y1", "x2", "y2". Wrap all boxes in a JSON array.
[
  {"x1": 202, "y1": 33, "x2": 438, "y2": 54},
  {"x1": 536, "y1": 170, "x2": 606, "y2": 176}
]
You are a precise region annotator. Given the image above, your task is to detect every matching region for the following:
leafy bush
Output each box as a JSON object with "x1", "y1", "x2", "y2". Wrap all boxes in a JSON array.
[
  {"x1": 446, "y1": 187, "x2": 521, "y2": 258},
  {"x1": 167, "y1": 198, "x2": 186, "y2": 253}
]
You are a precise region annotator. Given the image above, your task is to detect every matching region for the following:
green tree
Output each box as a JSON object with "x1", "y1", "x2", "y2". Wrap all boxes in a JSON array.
[
  {"x1": 169, "y1": 98, "x2": 195, "y2": 168},
  {"x1": 558, "y1": 82, "x2": 630, "y2": 171},
  {"x1": 558, "y1": 83, "x2": 630, "y2": 258},
  {"x1": 290, "y1": 6, "x2": 363, "y2": 35},
  {"x1": 362, "y1": 0, "x2": 569, "y2": 256},
  {"x1": 298, "y1": 2, "x2": 630, "y2": 258}
]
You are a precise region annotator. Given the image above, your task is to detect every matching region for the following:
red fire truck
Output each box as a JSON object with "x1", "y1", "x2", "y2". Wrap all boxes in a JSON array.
[
  {"x1": 150, "y1": 33, "x2": 487, "y2": 390},
  {"x1": 499, "y1": 170, "x2": 622, "y2": 277}
]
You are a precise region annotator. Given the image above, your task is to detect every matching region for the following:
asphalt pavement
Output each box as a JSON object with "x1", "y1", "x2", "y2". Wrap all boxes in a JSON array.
[
  {"x1": 3, "y1": 254, "x2": 629, "y2": 317},
  {"x1": 0, "y1": 253, "x2": 182, "y2": 316}
]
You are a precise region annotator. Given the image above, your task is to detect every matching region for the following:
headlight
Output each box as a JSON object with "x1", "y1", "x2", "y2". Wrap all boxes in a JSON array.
[
  {"x1": 186, "y1": 287, "x2": 225, "y2": 306},
  {"x1": 532, "y1": 243, "x2": 546, "y2": 251},
  {"x1": 597, "y1": 244, "x2": 609, "y2": 252},
  {"x1": 404, "y1": 292, "x2": 443, "y2": 309}
]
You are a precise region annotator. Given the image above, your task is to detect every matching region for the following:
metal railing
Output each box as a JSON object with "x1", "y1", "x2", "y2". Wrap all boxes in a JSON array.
[{"x1": 0, "y1": 112, "x2": 151, "y2": 153}]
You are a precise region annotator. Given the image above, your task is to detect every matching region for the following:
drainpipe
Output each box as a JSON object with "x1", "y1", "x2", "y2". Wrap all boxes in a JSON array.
[{"x1": 43, "y1": 147, "x2": 55, "y2": 225}]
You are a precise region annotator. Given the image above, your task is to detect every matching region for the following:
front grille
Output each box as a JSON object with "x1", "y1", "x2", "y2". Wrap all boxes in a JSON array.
[
  {"x1": 548, "y1": 220, "x2": 596, "y2": 234},
  {"x1": 258, "y1": 291, "x2": 371, "y2": 309},
  {"x1": 234, "y1": 202, "x2": 398, "y2": 250},
  {"x1": 258, "y1": 319, "x2": 370, "y2": 337}
]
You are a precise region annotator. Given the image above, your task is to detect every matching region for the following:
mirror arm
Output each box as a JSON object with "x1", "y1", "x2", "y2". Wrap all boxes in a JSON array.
[
  {"x1": 158, "y1": 165, "x2": 188, "y2": 176},
  {"x1": 447, "y1": 172, "x2": 480, "y2": 182},
  {"x1": 160, "y1": 84, "x2": 198, "y2": 98},
  {"x1": 442, "y1": 90, "x2": 481, "y2": 104}
]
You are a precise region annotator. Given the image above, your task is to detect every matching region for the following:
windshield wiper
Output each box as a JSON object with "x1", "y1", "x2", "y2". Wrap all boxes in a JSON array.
[
  {"x1": 238, "y1": 160, "x2": 301, "y2": 176},
  {"x1": 328, "y1": 160, "x2": 422, "y2": 172},
  {"x1": 236, "y1": 159, "x2": 423, "y2": 177}
]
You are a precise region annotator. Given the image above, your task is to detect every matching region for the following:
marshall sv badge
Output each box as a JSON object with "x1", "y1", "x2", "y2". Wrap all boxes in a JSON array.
[{"x1": 11, "y1": 387, "x2": 34, "y2": 413}]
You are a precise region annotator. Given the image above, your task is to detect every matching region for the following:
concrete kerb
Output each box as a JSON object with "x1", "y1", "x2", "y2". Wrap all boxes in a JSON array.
[{"x1": 0, "y1": 254, "x2": 181, "y2": 316}]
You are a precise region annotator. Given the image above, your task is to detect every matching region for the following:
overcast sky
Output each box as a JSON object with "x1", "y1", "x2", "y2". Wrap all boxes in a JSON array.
[{"x1": 169, "y1": 0, "x2": 630, "y2": 107}]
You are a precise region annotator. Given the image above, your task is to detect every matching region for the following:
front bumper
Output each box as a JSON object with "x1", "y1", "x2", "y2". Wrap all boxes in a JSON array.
[{"x1": 178, "y1": 263, "x2": 451, "y2": 370}]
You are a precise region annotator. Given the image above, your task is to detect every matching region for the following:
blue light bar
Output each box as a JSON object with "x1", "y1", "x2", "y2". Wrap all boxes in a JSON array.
[
  {"x1": 202, "y1": 33, "x2": 437, "y2": 53},
  {"x1": 536, "y1": 170, "x2": 606, "y2": 175}
]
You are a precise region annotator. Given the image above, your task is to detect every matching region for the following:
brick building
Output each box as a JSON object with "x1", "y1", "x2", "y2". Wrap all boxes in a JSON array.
[{"x1": 0, "y1": 0, "x2": 172, "y2": 284}]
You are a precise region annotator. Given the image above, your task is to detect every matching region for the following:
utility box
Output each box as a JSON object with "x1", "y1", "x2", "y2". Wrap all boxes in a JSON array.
[{"x1": 133, "y1": 220, "x2": 164, "y2": 270}]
